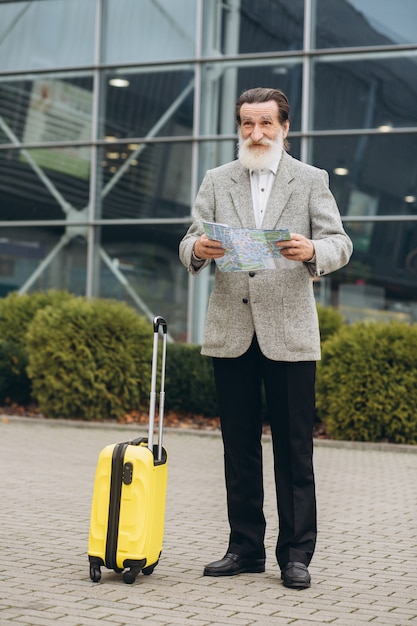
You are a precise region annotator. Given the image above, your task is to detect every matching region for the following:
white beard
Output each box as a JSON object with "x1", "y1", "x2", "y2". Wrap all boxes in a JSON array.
[{"x1": 238, "y1": 129, "x2": 284, "y2": 171}]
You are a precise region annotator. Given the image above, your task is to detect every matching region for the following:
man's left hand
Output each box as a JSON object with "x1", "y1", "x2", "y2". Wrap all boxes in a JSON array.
[{"x1": 276, "y1": 234, "x2": 315, "y2": 262}]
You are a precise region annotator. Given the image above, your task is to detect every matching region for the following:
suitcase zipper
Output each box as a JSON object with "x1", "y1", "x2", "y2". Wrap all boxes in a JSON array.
[{"x1": 105, "y1": 442, "x2": 128, "y2": 570}]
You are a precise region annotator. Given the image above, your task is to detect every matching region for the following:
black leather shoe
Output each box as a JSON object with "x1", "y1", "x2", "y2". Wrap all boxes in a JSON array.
[
  {"x1": 281, "y1": 562, "x2": 311, "y2": 589},
  {"x1": 203, "y1": 552, "x2": 265, "y2": 577}
]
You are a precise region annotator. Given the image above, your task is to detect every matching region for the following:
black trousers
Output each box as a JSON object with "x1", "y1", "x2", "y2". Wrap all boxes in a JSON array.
[{"x1": 212, "y1": 334, "x2": 317, "y2": 569}]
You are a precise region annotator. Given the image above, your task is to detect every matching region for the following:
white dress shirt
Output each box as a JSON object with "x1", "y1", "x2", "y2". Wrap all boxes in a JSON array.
[{"x1": 250, "y1": 158, "x2": 281, "y2": 228}]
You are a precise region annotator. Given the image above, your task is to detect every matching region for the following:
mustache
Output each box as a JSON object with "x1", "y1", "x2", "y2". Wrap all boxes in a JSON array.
[{"x1": 241, "y1": 137, "x2": 274, "y2": 147}]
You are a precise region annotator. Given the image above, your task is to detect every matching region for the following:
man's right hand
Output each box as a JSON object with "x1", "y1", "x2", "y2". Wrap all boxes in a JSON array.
[{"x1": 193, "y1": 234, "x2": 225, "y2": 259}]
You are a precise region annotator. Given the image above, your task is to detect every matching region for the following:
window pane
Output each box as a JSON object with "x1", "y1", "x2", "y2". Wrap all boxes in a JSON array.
[
  {"x1": 329, "y1": 220, "x2": 417, "y2": 324},
  {"x1": 103, "y1": 0, "x2": 196, "y2": 64},
  {"x1": 0, "y1": 74, "x2": 94, "y2": 145},
  {"x1": 0, "y1": 0, "x2": 96, "y2": 72},
  {"x1": 312, "y1": 135, "x2": 417, "y2": 219},
  {"x1": 0, "y1": 226, "x2": 88, "y2": 295},
  {"x1": 198, "y1": 140, "x2": 237, "y2": 182},
  {"x1": 203, "y1": 0, "x2": 304, "y2": 55},
  {"x1": 102, "y1": 67, "x2": 194, "y2": 140},
  {"x1": 98, "y1": 141, "x2": 192, "y2": 220},
  {"x1": 312, "y1": 52, "x2": 417, "y2": 130},
  {"x1": 200, "y1": 60, "x2": 303, "y2": 136},
  {"x1": 98, "y1": 225, "x2": 189, "y2": 341},
  {"x1": 0, "y1": 146, "x2": 90, "y2": 221},
  {"x1": 315, "y1": 0, "x2": 417, "y2": 49}
]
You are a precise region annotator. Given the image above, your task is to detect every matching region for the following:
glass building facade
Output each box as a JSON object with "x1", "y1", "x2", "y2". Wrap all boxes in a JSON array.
[{"x1": 0, "y1": 0, "x2": 416, "y2": 343}]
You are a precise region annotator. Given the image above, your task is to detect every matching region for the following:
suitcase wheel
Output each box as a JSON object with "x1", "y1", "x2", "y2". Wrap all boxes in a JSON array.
[
  {"x1": 142, "y1": 562, "x2": 157, "y2": 576},
  {"x1": 142, "y1": 553, "x2": 160, "y2": 576},
  {"x1": 123, "y1": 566, "x2": 141, "y2": 584},
  {"x1": 90, "y1": 564, "x2": 101, "y2": 583}
]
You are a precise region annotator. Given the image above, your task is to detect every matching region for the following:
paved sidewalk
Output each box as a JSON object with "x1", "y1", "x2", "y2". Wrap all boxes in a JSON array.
[{"x1": 0, "y1": 416, "x2": 416, "y2": 626}]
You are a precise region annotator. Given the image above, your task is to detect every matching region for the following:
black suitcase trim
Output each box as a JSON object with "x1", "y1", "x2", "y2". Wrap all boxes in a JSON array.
[{"x1": 105, "y1": 442, "x2": 129, "y2": 570}]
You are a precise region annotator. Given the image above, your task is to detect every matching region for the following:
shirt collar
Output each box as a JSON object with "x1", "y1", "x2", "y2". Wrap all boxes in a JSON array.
[{"x1": 250, "y1": 158, "x2": 281, "y2": 177}]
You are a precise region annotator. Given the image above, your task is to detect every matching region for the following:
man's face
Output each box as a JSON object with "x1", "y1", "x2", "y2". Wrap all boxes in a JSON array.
[{"x1": 239, "y1": 100, "x2": 289, "y2": 154}]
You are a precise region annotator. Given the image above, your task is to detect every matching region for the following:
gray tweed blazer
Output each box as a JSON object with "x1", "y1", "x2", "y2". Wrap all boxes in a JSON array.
[{"x1": 179, "y1": 151, "x2": 353, "y2": 361}]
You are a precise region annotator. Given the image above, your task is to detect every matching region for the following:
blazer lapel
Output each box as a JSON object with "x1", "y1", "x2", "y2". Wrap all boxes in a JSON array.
[{"x1": 262, "y1": 152, "x2": 294, "y2": 230}]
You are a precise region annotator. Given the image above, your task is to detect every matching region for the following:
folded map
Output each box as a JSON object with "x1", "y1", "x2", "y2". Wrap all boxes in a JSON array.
[{"x1": 203, "y1": 221, "x2": 292, "y2": 272}]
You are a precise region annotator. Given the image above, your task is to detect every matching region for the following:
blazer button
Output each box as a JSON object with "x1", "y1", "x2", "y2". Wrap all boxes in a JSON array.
[
  {"x1": 249, "y1": 271, "x2": 255, "y2": 277},
  {"x1": 242, "y1": 298, "x2": 248, "y2": 304}
]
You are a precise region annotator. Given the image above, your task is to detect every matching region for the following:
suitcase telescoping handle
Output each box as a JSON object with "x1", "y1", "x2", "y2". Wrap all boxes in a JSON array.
[{"x1": 148, "y1": 316, "x2": 167, "y2": 461}]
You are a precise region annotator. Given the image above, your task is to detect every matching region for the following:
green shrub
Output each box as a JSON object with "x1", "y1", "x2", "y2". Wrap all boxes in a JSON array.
[
  {"x1": 316, "y1": 303, "x2": 345, "y2": 343},
  {"x1": 0, "y1": 340, "x2": 31, "y2": 405},
  {"x1": 316, "y1": 321, "x2": 417, "y2": 443},
  {"x1": 26, "y1": 298, "x2": 153, "y2": 420},
  {"x1": 165, "y1": 343, "x2": 218, "y2": 417},
  {"x1": 0, "y1": 290, "x2": 74, "y2": 347}
]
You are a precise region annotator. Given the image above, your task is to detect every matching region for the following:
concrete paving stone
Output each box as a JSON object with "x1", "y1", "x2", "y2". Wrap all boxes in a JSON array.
[
  {"x1": 198, "y1": 618, "x2": 254, "y2": 626},
  {"x1": 330, "y1": 616, "x2": 377, "y2": 625},
  {"x1": 245, "y1": 621, "x2": 294, "y2": 626},
  {"x1": 210, "y1": 603, "x2": 287, "y2": 618},
  {"x1": 388, "y1": 596, "x2": 417, "y2": 606},
  {"x1": 12, "y1": 616, "x2": 70, "y2": 626},
  {"x1": 361, "y1": 618, "x2": 416, "y2": 626},
  {"x1": 1, "y1": 417, "x2": 417, "y2": 626},
  {"x1": 0, "y1": 612, "x2": 24, "y2": 621},
  {"x1": 272, "y1": 608, "x2": 337, "y2": 623},
  {"x1": 141, "y1": 616, "x2": 208, "y2": 626},
  {"x1": 387, "y1": 610, "x2": 417, "y2": 620},
  {"x1": 353, "y1": 589, "x2": 417, "y2": 603},
  {"x1": 52, "y1": 615, "x2": 125, "y2": 626},
  {"x1": 54, "y1": 619, "x2": 127, "y2": 626}
]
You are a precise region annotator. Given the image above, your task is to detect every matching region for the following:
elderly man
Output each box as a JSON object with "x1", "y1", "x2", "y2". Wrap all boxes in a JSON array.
[{"x1": 179, "y1": 87, "x2": 352, "y2": 589}]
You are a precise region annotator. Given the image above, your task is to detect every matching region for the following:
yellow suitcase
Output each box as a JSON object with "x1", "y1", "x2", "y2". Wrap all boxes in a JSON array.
[{"x1": 88, "y1": 316, "x2": 168, "y2": 584}]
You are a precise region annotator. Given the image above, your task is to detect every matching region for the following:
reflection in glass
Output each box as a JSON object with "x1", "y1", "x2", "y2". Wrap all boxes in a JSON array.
[
  {"x1": 0, "y1": 146, "x2": 91, "y2": 221},
  {"x1": 102, "y1": 67, "x2": 194, "y2": 139},
  {"x1": 0, "y1": 226, "x2": 87, "y2": 296},
  {"x1": 330, "y1": 220, "x2": 417, "y2": 324},
  {"x1": 198, "y1": 140, "x2": 237, "y2": 182},
  {"x1": 0, "y1": 0, "x2": 96, "y2": 72},
  {"x1": 313, "y1": 53, "x2": 417, "y2": 130},
  {"x1": 287, "y1": 137, "x2": 301, "y2": 162},
  {"x1": 315, "y1": 0, "x2": 417, "y2": 48},
  {"x1": 312, "y1": 134, "x2": 417, "y2": 219},
  {"x1": 98, "y1": 141, "x2": 192, "y2": 220},
  {"x1": 99, "y1": 225, "x2": 189, "y2": 340},
  {"x1": 203, "y1": 0, "x2": 304, "y2": 55},
  {"x1": 103, "y1": 0, "x2": 196, "y2": 64},
  {"x1": 0, "y1": 74, "x2": 94, "y2": 145},
  {"x1": 200, "y1": 60, "x2": 303, "y2": 136}
]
